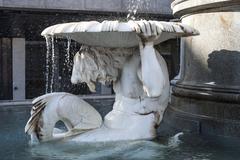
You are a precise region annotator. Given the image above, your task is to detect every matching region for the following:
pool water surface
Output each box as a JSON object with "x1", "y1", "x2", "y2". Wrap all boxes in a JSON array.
[{"x1": 1, "y1": 106, "x2": 240, "y2": 160}]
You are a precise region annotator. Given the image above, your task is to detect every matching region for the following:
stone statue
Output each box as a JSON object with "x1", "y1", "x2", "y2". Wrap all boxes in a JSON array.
[{"x1": 25, "y1": 20, "x2": 198, "y2": 144}]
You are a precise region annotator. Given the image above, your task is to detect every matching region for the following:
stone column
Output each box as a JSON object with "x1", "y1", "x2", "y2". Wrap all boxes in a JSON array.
[
  {"x1": 12, "y1": 38, "x2": 25, "y2": 100},
  {"x1": 167, "y1": 0, "x2": 240, "y2": 137}
]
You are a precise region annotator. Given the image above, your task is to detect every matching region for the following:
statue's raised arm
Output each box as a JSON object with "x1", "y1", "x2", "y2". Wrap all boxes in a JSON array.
[
  {"x1": 135, "y1": 21, "x2": 167, "y2": 97},
  {"x1": 139, "y1": 41, "x2": 167, "y2": 97}
]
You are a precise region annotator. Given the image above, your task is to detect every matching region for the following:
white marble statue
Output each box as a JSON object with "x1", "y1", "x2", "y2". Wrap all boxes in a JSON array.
[{"x1": 25, "y1": 20, "x2": 198, "y2": 144}]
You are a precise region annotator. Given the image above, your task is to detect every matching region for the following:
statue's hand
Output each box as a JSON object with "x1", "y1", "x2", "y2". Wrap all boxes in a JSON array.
[{"x1": 129, "y1": 20, "x2": 162, "y2": 46}]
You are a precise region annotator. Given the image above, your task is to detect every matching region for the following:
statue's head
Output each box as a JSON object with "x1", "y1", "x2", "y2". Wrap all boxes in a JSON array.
[{"x1": 71, "y1": 45, "x2": 136, "y2": 92}]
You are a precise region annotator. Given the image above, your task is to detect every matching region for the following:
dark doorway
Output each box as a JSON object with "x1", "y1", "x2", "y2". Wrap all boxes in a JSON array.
[{"x1": 0, "y1": 38, "x2": 13, "y2": 100}]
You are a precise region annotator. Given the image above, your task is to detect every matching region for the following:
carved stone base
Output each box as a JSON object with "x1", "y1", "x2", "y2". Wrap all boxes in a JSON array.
[{"x1": 164, "y1": 91, "x2": 240, "y2": 137}]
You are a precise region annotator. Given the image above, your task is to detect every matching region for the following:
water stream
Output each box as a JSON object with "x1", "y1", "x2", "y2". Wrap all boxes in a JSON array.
[
  {"x1": 126, "y1": 0, "x2": 151, "y2": 20},
  {"x1": 66, "y1": 38, "x2": 71, "y2": 72},
  {"x1": 44, "y1": 36, "x2": 52, "y2": 93},
  {"x1": 49, "y1": 36, "x2": 55, "y2": 93}
]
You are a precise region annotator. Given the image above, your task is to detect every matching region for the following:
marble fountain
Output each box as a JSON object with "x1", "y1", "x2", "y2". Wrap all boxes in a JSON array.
[
  {"x1": 24, "y1": 20, "x2": 198, "y2": 144},
  {"x1": 0, "y1": 0, "x2": 239, "y2": 159}
]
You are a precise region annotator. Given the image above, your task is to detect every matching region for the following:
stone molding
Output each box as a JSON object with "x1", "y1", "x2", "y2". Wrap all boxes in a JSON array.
[
  {"x1": 172, "y1": 83, "x2": 240, "y2": 103},
  {"x1": 172, "y1": 0, "x2": 240, "y2": 17}
]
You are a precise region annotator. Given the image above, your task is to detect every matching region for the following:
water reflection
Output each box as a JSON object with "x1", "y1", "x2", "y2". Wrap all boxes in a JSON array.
[{"x1": 29, "y1": 140, "x2": 167, "y2": 160}]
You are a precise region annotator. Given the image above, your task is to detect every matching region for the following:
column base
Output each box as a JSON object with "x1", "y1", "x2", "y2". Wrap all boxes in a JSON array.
[{"x1": 160, "y1": 84, "x2": 240, "y2": 138}]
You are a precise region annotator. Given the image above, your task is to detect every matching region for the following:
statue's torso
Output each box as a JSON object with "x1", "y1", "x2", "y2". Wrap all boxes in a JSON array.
[{"x1": 105, "y1": 53, "x2": 169, "y2": 130}]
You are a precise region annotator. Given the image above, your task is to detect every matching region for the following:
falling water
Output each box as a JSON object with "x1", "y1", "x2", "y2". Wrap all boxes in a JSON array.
[
  {"x1": 50, "y1": 36, "x2": 55, "y2": 93},
  {"x1": 126, "y1": 0, "x2": 151, "y2": 20},
  {"x1": 45, "y1": 36, "x2": 51, "y2": 93},
  {"x1": 66, "y1": 38, "x2": 71, "y2": 70}
]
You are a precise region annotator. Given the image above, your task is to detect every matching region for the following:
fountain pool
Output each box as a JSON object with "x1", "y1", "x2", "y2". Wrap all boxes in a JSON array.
[{"x1": 1, "y1": 106, "x2": 240, "y2": 160}]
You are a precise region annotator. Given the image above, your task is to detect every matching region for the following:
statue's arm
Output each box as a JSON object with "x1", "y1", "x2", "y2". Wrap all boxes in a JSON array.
[{"x1": 139, "y1": 41, "x2": 166, "y2": 97}]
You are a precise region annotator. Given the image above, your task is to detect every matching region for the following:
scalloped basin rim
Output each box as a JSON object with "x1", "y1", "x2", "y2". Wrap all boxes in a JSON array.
[{"x1": 41, "y1": 21, "x2": 199, "y2": 48}]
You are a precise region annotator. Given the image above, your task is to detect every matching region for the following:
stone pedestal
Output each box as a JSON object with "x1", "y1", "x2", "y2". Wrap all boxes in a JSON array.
[{"x1": 167, "y1": 0, "x2": 240, "y2": 137}]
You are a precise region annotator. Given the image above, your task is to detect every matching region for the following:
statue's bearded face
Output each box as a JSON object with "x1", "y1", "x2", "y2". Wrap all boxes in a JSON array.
[{"x1": 71, "y1": 46, "x2": 133, "y2": 92}]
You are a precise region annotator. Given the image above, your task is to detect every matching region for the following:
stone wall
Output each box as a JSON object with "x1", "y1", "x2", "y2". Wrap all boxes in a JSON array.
[{"x1": 0, "y1": 0, "x2": 172, "y2": 15}]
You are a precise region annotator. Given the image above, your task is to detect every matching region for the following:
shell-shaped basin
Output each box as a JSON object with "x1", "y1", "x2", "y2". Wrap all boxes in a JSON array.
[{"x1": 41, "y1": 20, "x2": 199, "y2": 48}]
